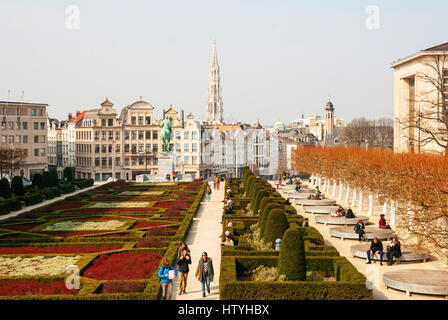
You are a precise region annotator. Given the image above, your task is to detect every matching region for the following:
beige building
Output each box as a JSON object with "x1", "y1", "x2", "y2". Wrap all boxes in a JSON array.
[
  {"x1": 0, "y1": 101, "x2": 48, "y2": 178},
  {"x1": 391, "y1": 43, "x2": 448, "y2": 154}
]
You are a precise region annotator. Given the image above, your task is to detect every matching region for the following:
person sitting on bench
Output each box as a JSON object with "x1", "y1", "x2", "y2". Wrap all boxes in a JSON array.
[
  {"x1": 284, "y1": 198, "x2": 291, "y2": 205},
  {"x1": 379, "y1": 214, "x2": 391, "y2": 229},
  {"x1": 354, "y1": 220, "x2": 366, "y2": 241},
  {"x1": 345, "y1": 207, "x2": 355, "y2": 218},
  {"x1": 386, "y1": 237, "x2": 401, "y2": 266},
  {"x1": 331, "y1": 205, "x2": 345, "y2": 217},
  {"x1": 302, "y1": 218, "x2": 309, "y2": 227},
  {"x1": 366, "y1": 237, "x2": 384, "y2": 265}
]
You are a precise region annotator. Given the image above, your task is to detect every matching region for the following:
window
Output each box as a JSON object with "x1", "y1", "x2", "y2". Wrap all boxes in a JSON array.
[
  {"x1": 131, "y1": 117, "x2": 136, "y2": 125},
  {"x1": 108, "y1": 157, "x2": 112, "y2": 167},
  {"x1": 175, "y1": 143, "x2": 181, "y2": 152},
  {"x1": 145, "y1": 131, "x2": 151, "y2": 139},
  {"x1": 192, "y1": 143, "x2": 198, "y2": 152},
  {"x1": 95, "y1": 145, "x2": 100, "y2": 153},
  {"x1": 17, "y1": 122, "x2": 21, "y2": 130},
  {"x1": 115, "y1": 131, "x2": 120, "y2": 140},
  {"x1": 108, "y1": 144, "x2": 112, "y2": 153},
  {"x1": 184, "y1": 131, "x2": 189, "y2": 140},
  {"x1": 108, "y1": 118, "x2": 114, "y2": 126},
  {"x1": 131, "y1": 157, "x2": 136, "y2": 165},
  {"x1": 184, "y1": 143, "x2": 189, "y2": 152},
  {"x1": 102, "y1": 157, "x2": 107, "y2": 167},
  {"x1": 131, "y1": 131, "x2": 136, "y2": 140},
  {"x1": 116, "y1": 144, "x2": 120, "y2": 153},
  {"x1": 192, "y1": 156, "x2": 198, "y2": 164},
  {"x1": 102, "y1": 145, "x2": 106, "y2": 153},
  {"x1": 94, "y1": 131, "x2": 99, "y2": 140},
  {"x1": 145, "y1": 116, "x2": 151, "y2": 125},
  {"x1": 124, "y1": 144, "x2": 130, "y2": 152},
  {"x1": 175, "y1": 131, "x2": 181, "y2": 140},
  {"x1": 139, "y1": 157, "x2": 144, "y2": 165},
  {"x1": 138, "y1": 116, "x2": 143, "y2": 125},
  {"x1": 23, "y1": 122, "x2": 28, "y2": 130},
  {"x1": 34, "y1": 122, "x2": 38, "y2": 130},
  {"x1": 192, "y1": 131, "x2": 197, "y2": 140},
  {"x1": 131, "y1": 144, "x2": 137, "y2": 154},
  {"x1": 31, "y1": 109, "x2": 36, "y2": 116},
  {"x1": 101, "y1": 119, "x2": 107, "y2": 126},
  {"x1": 41, "y1": 148, "x2": 46, "y2": 156},
  {"x1": 34, "y1": 148, "x2": 39, "y2": 156},
  {"x1": 101, "y1": 131, "x2": 106, "y2": 140},
  {"x1": 138, "y1": 131, "x2": 144, "y2": 140},
  {"x1": 184, "y1": 156, "x2": 190, "y2": 164},
  {"x1": 16, "y1": 136, "x2": 21, "y2": 144},
  {"x1": 40, "y1": 122, "x2": 45, "y2": 130},
  {"x1": 138, "y1": 144, "x2": 144, "y2": 152},
  {"x1": 38, "y1": 109, "x2": 43, "y2": 116},
  {"x1": 124, "y1": 131, "x2": 129, "y2": 140},
  {"x1": 145, "y1": 144, "x2": 151, "y2": 153},
  {"x1": 34, "y1": 135, "x2": 39, "y2": 143},
  {"x1": 153, "y1": 158, "x2": 158, "y2": 165},
  {"x1": 152, "y1": 144, "x2": 158, "y2": 152},
  {"x1": 152, "y1": 131, "x2": 158, "y2": 139},
  {"x1": 115, "y1": 157, "x2": 120, "y2": 166},
  {"x1": 125, "y1": 157, "x2": 129, "y2": 166},
  {"x1": 41, "y1": 135, "x2": 45, "y2": 143},
  {"x1": 23, "y1": 135, "x2": 28, "y2": 144}
]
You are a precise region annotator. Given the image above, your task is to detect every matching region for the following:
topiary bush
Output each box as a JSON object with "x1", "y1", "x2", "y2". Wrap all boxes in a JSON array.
[
  {"x1": 49, "y1": 170, "x2": 59, "y2": 187},
  {"x1": 11, "y1": 176, "x2": 24, "y2": 196},
  {"x1": 0, "y1": 178, "x2": 11, "y2": 199},
  {"x1": 262, "y1": 209, "x2": 289, "y2": 248},
  {"x1": 42, "y1": 171, "x2": 52, "y2": 188},
  {"x1": 278, "y1": 227, "x2": 306, "y2": 281},
  {"x1": 63, "y1": 167, "x2": 74, "y2": 182},
  {"x1": 32, "y1": 173, "x2": 44, "y2": 189},
  {"x1": 259, "y1": 203, "x2": 284, "y2": 238}
]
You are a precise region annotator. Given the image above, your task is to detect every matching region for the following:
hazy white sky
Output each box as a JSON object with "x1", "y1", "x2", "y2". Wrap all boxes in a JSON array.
[{"x1": 0, "y1": 0, "x2": 447, "y2": 125}]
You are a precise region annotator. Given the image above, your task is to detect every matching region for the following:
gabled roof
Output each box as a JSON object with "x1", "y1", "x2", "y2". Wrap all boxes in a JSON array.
[
  {"x1": 390, "y1": 42, "x2": 448, "y2": 68},
  {"x1": 423, "y1": 42, "x2": 448, "y2": 51},
  {"x1": 69, "y1": 110, "x2": 87, "y2": 124}
]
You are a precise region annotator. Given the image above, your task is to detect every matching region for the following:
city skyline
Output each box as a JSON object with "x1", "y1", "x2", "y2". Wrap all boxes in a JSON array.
[{"x1": 1, "y1": 0, "x2": 447, "y2": 125}]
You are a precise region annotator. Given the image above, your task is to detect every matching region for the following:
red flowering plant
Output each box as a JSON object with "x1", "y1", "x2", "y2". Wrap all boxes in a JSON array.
[
  {"x1": 0, "y1": 280, "x2": 79, "y2": 296},
  {"x1": 82, "y1": 252, "x2": 163, "y2": 280},
  {"x1": 0, "y1": 244, "x2": 121, "y2": 254}
]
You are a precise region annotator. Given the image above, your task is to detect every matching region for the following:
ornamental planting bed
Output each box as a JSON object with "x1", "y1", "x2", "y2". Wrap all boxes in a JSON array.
[
  {"x1": 219, "y1": 168, "x2": 372, "y2": 300},
  {"x1": 0, "y1": 179, "x2": 207, "y2": 299}
]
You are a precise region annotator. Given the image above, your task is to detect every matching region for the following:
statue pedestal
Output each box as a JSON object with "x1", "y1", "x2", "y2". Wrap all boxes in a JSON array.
[{"x1": 157, "y1": 153, "x2": 174, "y2": 178}]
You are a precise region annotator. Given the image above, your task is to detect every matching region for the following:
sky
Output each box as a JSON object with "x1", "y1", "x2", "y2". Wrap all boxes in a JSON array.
[{"x1": 0, "y1": 0, "x2": 447, "y2": 126}]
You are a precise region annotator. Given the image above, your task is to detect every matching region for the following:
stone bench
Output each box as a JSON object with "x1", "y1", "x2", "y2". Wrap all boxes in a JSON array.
[
  {"x1": 295, "y1": 199, "x2": 337, "y2": 206},
  {"x1": 304, "y1": 206, "x2": 339, "y2": 214},
  {"x1": 329, "y1": 226, "x2": 395, "y2": 241},
  {"x1": 351, "y1": 243, "x2": 429, "y2": 263},
  {"x1": 287, "y1": 193, "x2": 327, "y2": 200},
  {"x1": 315, "y1": 215, "x2": 369, "y2": 226},
  {"x1": 383, "y1": 269, "x2": 448, "y2": 298}
]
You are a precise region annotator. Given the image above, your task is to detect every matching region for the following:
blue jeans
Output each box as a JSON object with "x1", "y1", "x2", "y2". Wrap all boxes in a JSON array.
[{"x1": 201, "y1": 276, "x2": 210, "y2": 294}]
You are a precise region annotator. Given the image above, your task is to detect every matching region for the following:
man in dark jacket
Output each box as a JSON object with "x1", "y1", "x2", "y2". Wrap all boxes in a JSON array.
[
  {"x1": 176, "y1": 249, "x2": 191, "y2": 295},
  {"x1": 366, "y1": 237, "x2": 384, "y2": 265}
]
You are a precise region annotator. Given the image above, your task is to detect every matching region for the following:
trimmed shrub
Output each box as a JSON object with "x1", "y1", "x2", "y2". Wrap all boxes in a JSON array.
[
  {"x1": 262, "y1": 209, "x2": 289, "y2": 248},
  {"x1": 11, "y1": 176, "x2": 24, "y2": 196},
  {"x1": 6, "y1": 197, "x2": 22, "y2": 211},
  {"x1": 73, "y1": 179, "x2": 94, "y2": 189},
  {"x1": 23, "y1": 192, "x2": 43, "y2": 206},
  {"x1": 61, "y1": 183, "x2": 75, "y2": 194},
  {"x1": 0, "y1": 201, "x2": 11, "y2": 215},
  {"x1": 42, "y1": 171, "x2": 52, "y2": 188},
  {"x1": 49, "y1": 170, "x2": 59, "y2": 187},
  {"x1": 63, "y1": 167, "x2": 74, "y2": 182},
  {"x1": 252, "y1": 190, "x2": 269, "y2": 214},
  {"x1": 278, "y1": 228, "x2": 306, "y2": 281},
  {"x1": 0, "y1": 178, "x2": 11, "y2": 199},
  {"x1": 102, "y1": 281, "x2": 144, "y2": 294},
  {"x1": 259, "y1": 203, "x2": 284, "y2": 238},
  {"x1": 32, "y1": 173, "x2": 44, "y2": 189}
]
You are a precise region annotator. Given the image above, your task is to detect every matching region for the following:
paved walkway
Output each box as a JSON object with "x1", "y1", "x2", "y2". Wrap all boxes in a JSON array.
[
  {"x1": 174, "y1": 182, "x2": 224, "y2": 300},
  {"x1": 0, "y1": 182, "x2": 105, "y2": 221},
  {"x1": 274, "y1": 181, "x2": 448, "y2": 300}
]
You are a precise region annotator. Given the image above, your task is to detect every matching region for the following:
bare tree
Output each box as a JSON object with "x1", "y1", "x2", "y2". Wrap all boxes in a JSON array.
[
  {"x1": 375, "y1": 117, "x2": 394, "y2": 148},
  {"x1": 340, "y1": 117, "x2": 376, "y2": 147},
  {"x1": 399, "y1": 53, "x2": 448, "y2": 154},
  {"x1": 0, "y1": 147, "x2": 26, "y2": 178}
]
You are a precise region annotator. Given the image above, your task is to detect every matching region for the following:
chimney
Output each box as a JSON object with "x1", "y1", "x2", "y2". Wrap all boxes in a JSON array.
[
  {"x1": 76, "y1": 110, "x2": 81, "y2": 117},
  {"x1": 68, "y1": 113, "x2": 73, "y2": 122},
  {"x1": 181, "y1": 109, "x2": 184, "y2": 128}
]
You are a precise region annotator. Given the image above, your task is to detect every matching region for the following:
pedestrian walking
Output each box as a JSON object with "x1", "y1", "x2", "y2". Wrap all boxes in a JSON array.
[
  {"x1": 158, "y1": 259, "x2": 178, "y2": 300},
  {"x1": 205, "y1": 184, "x2": 212, "y2": 201},
  {"x1": 195, "y1": 252, "x2": 214, "y2": 298},
  {"x1": 176, "y1": 249, "x2": 191, "y2": 295},
  {"x1": 213, "y1": 175, "x2": 217, "y2": 189},
  {"x1": 216, "y1": 176, "x2": 220, "y2": 190}
]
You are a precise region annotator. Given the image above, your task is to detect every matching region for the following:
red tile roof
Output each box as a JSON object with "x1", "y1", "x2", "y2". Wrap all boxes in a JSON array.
[{"x1": 69, "y1": 110, "x2": 87, "y2": 124}]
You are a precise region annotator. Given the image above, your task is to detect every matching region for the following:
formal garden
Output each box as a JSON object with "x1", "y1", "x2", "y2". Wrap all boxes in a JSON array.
[
  {"x1": 219, "y1": 167, "x2": 372, "y2": 300},
  {"x1": 0, "y1": 179, "x2": 206, "y2": 299}
]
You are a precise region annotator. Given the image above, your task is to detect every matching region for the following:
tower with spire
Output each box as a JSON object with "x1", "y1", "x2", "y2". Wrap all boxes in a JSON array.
[
  {"x1": 325, "y1": 99, "x2": 335, "y2": 136},
  {"x1": 206, "y1": 37, "x2": 224, "y2": 124}
]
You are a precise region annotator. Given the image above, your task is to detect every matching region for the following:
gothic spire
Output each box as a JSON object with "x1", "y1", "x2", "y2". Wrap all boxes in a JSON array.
[{"x1": 206, "y1": 37, "x2": 224, "y2": 124}]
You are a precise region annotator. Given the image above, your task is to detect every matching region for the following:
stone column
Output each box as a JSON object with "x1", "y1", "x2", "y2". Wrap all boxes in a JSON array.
[
  {"x1": 390, "y1": 200, "x2": 396, "y2": 227},
  {"x1": 310, "y1": 174, "x2": 315, "y2": 186},
  {"x1": 323, "y1": 179, "x2": 327, "y2": 193},
  {"x1": 318, "y1": 177, "x2": 322, "y2": 189},
  {"x1": 381, "y1": 199, "x2": 388, "y2": 215},
  {"x1": 367, "y1": 193, "x2": 374, "y2": 216},
  {"x1": 351, "y1": 188, "x2": 357, "y2": 207},
  {"x1": 357, "y1": 190, "x2": 363, "y2": 212},
  {"x1": 331, "y1": 180, "x2": 337, "y2": 198},
  {"x1": 337, "y1": 183, "x2": 344, "y2": 201},
  {"x1": 344, "y1": 185, "x2": 350, "y2": 203}
]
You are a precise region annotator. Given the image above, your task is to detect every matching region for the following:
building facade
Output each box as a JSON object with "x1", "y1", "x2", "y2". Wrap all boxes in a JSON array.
[
  {"x1": 0, "y1": 101, "x2": 48, "y2": 179},
  {"x1": 391, "y1": 43, "x2": 448, "y2": 154}
]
